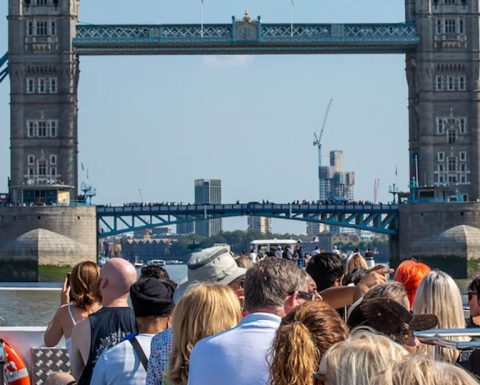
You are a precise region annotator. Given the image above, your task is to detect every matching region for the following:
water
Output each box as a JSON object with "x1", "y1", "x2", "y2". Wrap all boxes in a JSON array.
[{"x1": 0, "y1": 264, "x2": 187, "y2": 327}]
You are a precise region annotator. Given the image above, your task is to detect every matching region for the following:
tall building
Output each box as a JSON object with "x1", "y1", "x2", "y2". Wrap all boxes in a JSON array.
[
  {"x1": 247, "y1": 216, "x2": 271, "y2": 234},
  {"x1": 319, "y1": 150, "x2": 355, "y2": 201},
  {"x1": 8, "y1": 0, "x2": 79, "y2": 204},
  {"x1": 176, "y1": 220, "x2": 194, "y2": 235},
  {"x1": 194, "y1": 179, "x2": 222, "y2": 237},
  {"x1": 308, "y1": 150, "x2": 355, "y2": 235}
]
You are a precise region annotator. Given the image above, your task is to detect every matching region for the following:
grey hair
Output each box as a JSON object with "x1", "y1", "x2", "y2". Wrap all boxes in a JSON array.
[
  {"x1": 320, "y1": 328, "x2": 408, "y2": 385},
  {"x1": 244, "y1": 258, "x2": 306, "y2": 312},
  {"x1": 363, "y1": 282, "x2": 410, "y2": 310}
]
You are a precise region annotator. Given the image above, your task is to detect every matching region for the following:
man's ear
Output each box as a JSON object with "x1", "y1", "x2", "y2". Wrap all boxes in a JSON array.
[{"x1": 101, "y1": 277, "x2": 108, "y2": 290}]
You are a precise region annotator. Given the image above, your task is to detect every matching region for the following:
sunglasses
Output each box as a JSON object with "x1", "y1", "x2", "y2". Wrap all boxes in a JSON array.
[{"x1": 297, "y1": 290, "x2": 314, "y2": 301}]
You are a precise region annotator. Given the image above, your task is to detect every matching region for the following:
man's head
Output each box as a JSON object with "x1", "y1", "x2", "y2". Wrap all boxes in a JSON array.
[
  {"x1": 140, "y1": 265, "x2": 170, "y2": 280},
  {"x1": 173, "y1": 246, "x2": 246, "y2": 303},
  {"x1": 130, "y1": 278, "x2": 175, "y2": 320},
  {"x1": 306, "y1": 252, "x2": 344, "y2": 292},
  {"x1": 99, "y1": 258, "x2": 137, "y2": 305},
  {"x1": 244, "y1": 257, "x2": 306, "y2": 316}
]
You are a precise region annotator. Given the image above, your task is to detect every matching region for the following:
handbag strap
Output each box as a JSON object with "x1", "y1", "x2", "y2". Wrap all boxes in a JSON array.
[{"x1": 128, "y1": 336, "x2": 148, "y2": 371}]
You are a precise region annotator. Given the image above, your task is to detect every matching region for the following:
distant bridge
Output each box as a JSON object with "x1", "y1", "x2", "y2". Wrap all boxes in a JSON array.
[{"x1": 96, "y1": 202, "x2": 399, "y2": 238}]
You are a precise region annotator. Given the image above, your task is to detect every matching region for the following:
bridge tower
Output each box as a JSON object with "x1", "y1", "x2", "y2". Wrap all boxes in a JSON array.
[
  {"x1": 7, "y1": 0, "x2": 79, "y2": 204},
  {"x1": 406, "y1": 0, "x2": 480, "y2": 200}
]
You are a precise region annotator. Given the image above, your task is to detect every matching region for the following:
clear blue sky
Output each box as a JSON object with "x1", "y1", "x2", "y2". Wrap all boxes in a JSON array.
[{"x1": 0, "y1": 1, "x2": 408, "y2": 233}]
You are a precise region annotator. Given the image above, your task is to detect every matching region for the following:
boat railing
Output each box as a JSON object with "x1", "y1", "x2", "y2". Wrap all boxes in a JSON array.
[{"x1": 415, "y1": 328, "x2": 480, "y2": 356}]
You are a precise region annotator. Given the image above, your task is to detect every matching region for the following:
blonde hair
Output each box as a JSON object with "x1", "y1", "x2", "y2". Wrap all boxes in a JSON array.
[
  {"x1": 412, "y1": 270, "x2": 467, "y2": 363},
  {"x1": 320, "y1": 328, "x2": 408, "y2": 385},
  {"x1": 371, "y1": 355, "x2": 479, "y2": 385},
  {"x1": 269, "y1": 301, "x2": 348, "y2": 385},
  {"x1": 345, "y1": 253, "x2": 368, "y2": 274},
  {"x1": 166, "y1": 284, "x2": 242, "y2": 385}
]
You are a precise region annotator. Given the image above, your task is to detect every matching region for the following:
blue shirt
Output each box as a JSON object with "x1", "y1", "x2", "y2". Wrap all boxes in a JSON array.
[
  {"x1": 146, "y1": 328, "x2": 173, "y2": 385},
  {"x1": 187, "y1": 312, "x2": 282, "y2": 385}
]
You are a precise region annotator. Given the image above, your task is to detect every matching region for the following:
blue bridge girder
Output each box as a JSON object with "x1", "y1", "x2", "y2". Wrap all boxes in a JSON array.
[
  {"x1": 0, "y1": 52, "x2": 8, "y2": 84},
  {"x1": 73, "y1": 21, "x2": 419, "y2": 55},
  {"x1": 96, "y1": 202, "x2": 399, "y2": 238}
]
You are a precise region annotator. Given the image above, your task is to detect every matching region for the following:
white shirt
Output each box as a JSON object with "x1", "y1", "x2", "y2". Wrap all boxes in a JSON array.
[
  {"x1": 90, "y1": 333, "x2": 154, "y2": 385},
  {"x1": 188, "y1": 312, "x2": 281, "y2": 385}
]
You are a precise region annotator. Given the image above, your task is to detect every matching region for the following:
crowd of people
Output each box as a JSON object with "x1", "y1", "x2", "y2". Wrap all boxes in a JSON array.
[{"x1": 42, "y1": 247, "x2": 480, "y2": 385}]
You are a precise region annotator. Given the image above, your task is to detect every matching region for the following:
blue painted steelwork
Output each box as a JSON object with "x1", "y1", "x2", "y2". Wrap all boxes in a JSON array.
[
  {"x1": 74, "y1": 20, "x2": 419, "y2": 55},
  {"x1": 0, "y1": 52, "x2": 8, "y2": 83},
  {"x1": 96, "y1": 202, "x2": 399, "y2": 238}
]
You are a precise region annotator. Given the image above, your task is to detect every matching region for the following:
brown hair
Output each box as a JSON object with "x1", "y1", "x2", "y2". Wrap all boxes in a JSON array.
[
  {"x1": 269, "y1": 301, "x2": 349, "y2": 385},
  {"x1": 234, "y1": 255, "x2": 253, "y2": 269},
  {"x1": 363, "y1": 282, "x2": 410, "y2": 310},
  {"x1": 166, "y1": 284, "x2": 242, "y2": 385},
  {"x1": 70, "y1": 261, "x2": 101, "y2": 310}
]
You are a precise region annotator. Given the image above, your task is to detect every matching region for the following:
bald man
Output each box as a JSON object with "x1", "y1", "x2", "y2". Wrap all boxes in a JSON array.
[{"x1": 71, "y1": 258, "x2": 138, "y2": 385}]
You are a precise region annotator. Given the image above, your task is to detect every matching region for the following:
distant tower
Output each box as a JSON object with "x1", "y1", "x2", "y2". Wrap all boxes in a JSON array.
[
  {"x1": 194, "y1": 179, "x2": 222, "y2": 237},
  {"x1": 8, "y1": 0, "x2": 79, "y2": 204},
  {"x1": 406, "y1": 0, "x2": 480, "y2": 200},
  {"x1": 247, "y1": 216, "x2": 271, "y2": 234}
]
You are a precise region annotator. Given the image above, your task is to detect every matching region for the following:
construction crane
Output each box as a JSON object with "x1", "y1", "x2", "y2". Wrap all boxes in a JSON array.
[{"x1": 313, "y1": 99, "x2": 333, "y2": 200}]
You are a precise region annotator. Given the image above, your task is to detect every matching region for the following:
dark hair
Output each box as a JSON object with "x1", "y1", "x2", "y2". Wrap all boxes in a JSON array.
[
  {"x1": 140, "y1": 265, "x2": 170, "y2": 280},
  {"x1": 468, "y1": 276, "x2": 480, "y2": 300},
  {"x1": 306, "y1": 252, "x2": 344, "y2": 292},
  {"x1": 244, "y1": 258, "x2": 306, "y2": 312}
]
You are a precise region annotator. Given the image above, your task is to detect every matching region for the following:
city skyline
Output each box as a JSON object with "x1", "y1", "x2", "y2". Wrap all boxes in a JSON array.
[{"x1": 0, "y1": 1, "x2": 409, "y2": 233}]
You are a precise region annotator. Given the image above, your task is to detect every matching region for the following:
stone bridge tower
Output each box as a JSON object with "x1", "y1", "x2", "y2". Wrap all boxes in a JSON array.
[
  {"x1": 405, "y1": 0, "x2": 480, "y2": 201},
  {"x1": 8, "y1": 0, "x2": 79, "y2": 204}
]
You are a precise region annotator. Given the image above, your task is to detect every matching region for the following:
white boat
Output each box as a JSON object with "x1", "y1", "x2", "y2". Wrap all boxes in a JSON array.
[{"x1": 147, "y1": 259, "x2": 166, "y2": 267}]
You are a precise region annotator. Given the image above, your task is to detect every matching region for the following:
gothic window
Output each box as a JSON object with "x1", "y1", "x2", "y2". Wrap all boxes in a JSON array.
[
  {"x1": 49, "y1": 120, "x2": 57, "y2": 137},
  {"x1": 448, "y1": 131, "x2": 456, "y2": 143},
  {"x1": 458, "y1": 76, "x2": 466, "y2": 90},
  {"x1": 38, "y1": 78, "x2": 46, "y2": 93},
  {"x1": 458, "y1": 118, "x2": 467, "y2": 134},
  {"x1": 449, "y1": 175, "x2": 457, "y2": 183},
  {"x1": 436, "y1": 118, "x2": 445, "y2": 134},
  {"x1": 27, "y1": 121, "x2": 35, "y2": 137},
  {"x1": 28, "y1": 155, "x2": 35, "y2": 165},
  {"x1": 37, "y1": 161, "x2": 47, "y2": 176},
  {"x1": 437, "y1": 151, "x2": 445, "y2": 161},
  {"x1": 26, "y1": 78, "x2": 35, "y2": 93},
  {"x1": 49, "y1": 155, "x2": 57, "y2": 165},
  {"x1": 27, "y1": 21, "x2": 34, "y2": 36},
  {"x1": 459, "y1": 151, "x2": 467, "y2": 161},
  {"x1": 447, "y1": 76, "x2": 455, "y2": 91},
  {"x1": 50, "y1": 167, "x2": 56, "y2": 176},
  {"x1": 38, "y1": 121, "x2": 47, "y2": 137},
  {"x1": 445, "y1": 19, "x2": 456, "y2": 34},
  {"x1": 438, "y1": 164, "x2": 445, "y2": 172},
  {"x1": 36, "y1": 21, "x2": 48, "y2": 36},
  {"x1": 49, "y1": 78, "x2": 57, "y2": 93},
  {"x1": 436, "y1": 20, "x2": 442, "y2": 34},
  {"x1": 448, "y1": 157, "x2": 457, "y2": 172},
  {"x1": 459, "y1": 20, "x2": 465, "y2": 34},
  {"x1": 36, "y1": 0, "x2": 48, "y2": 5},
  {"x1": 50, "y1": 21, "x2": 56, "y2": 35},
  {"x1": 436, "y1": 76, "x2": 443, "y2": 91},
  {"x1": 28, "y1": 168, "x2": 34, "y2": 177}
]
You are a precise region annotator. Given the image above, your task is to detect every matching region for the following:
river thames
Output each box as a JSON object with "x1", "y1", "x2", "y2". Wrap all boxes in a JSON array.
[{"x1": 0, "y1": 265, "x2": 187, "y2": 327}]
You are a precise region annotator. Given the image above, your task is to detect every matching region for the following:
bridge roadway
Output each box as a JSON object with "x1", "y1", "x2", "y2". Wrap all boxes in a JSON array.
[{"x1": 96, "y1": 202, "x2": 399, "y2": 238}]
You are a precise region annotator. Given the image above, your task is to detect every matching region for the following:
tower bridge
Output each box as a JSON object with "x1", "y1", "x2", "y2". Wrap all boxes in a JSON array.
[{"x1": 2, "y1": 0, "x2": 480, "y2": 280}]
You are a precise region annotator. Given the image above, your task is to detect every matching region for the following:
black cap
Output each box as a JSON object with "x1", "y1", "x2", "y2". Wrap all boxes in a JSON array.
[{"x1": 130, "y1": 278, "x2": 174, "y2": 318}]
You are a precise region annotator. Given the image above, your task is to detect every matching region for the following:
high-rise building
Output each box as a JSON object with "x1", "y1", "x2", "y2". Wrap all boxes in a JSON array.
[
  {"x1": 177, "y1": 220, "x2": 194, "y2": 235},
  {"x1": 247, "y1": 216, "x2": 271, "y2": 234},
  {"x1": 194, "y1": 179, "x2": 222, "y2": 237},
  {"x1": 308, "y1": 150, "x2": 355, "y2": 235}
]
